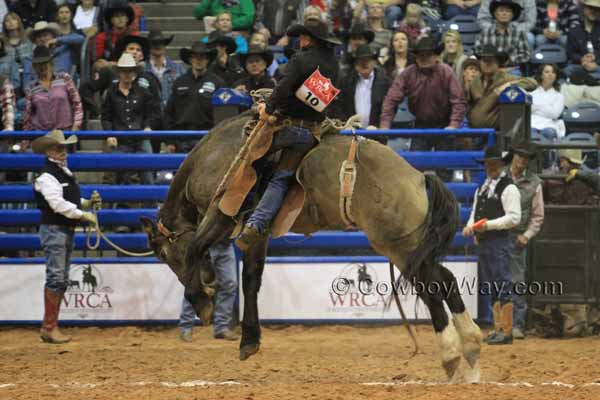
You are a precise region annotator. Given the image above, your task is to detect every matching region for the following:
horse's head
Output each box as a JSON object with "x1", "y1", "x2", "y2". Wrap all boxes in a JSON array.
[{"x1": 140, "y1": 217, "x2": 216, "y2": 323}]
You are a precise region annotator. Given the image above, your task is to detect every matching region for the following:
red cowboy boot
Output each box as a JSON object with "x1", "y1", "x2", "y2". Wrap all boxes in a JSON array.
[{"x1": 40, "y1": 288, "x2": 71, "y2": 344}]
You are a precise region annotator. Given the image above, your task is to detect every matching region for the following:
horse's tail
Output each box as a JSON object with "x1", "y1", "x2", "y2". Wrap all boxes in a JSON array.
[{"x1": 405, "y1": 173, "x2": 460, "y2": 282}]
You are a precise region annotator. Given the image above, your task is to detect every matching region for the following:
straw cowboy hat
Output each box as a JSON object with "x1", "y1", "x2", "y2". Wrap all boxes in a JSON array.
[
  {"x1": 115, "y1": 52, "x2": 143, "y2": 73},
  {"x1": 582, "y1": 0, "x2": 600, "y2": 8},
  {"x1": 558, "y1": 149, "x2": 585, "y2": 165},
  {"x1": 32, "y1": 130, "x2": 78, "y2": 154},
  {"x1": 27, "y1": 21, "x2": 60, "y2": 42},
  {"x1": 287, "y1": 19, "x2": 342, "y2": 46}
]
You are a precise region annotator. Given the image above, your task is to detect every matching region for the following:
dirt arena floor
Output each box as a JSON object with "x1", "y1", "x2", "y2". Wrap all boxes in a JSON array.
[{"x1": 1, "y1": 324, "x2": 599, "y2": 400}]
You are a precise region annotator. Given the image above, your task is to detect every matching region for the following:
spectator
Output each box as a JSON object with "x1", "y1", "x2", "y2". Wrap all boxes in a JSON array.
[
  {"x1": 248, "y1": 30, "x2": 279, "y2": 76},
  {"x1": 23, "y1": 46, "x2": 83, "y2": 131},
  {"x1": 2, "y1": 12, "x2": 34, "y2": 72},
  {"x1": 381, "y1": 30, "x2": 414, "y2": 80},
  {"x1": 12, "y1": 0, "x2": 57, "y2": 29},
  {"x1": 101, "y1": 53, "x2": 160, "y2": 184},
  {"x1": 164, "y1": 41, "x2": 224, "y2": 153},
  {"x1": 55, "y1": 5, "x2": 86, "y2": 76},
  {"x1": 460, "y1": 56, "x2": 481, "y2": 93},
  {"x1": 365, "y1": 2, "x2": 393, "y2": 54},
  {"x1": 233, "y1": 45, "x2": 275, "y2": 94},
  {"x1": 203, "y1": 11, "x2": 248, "y2": 54},
  {"x1": 114, "y1": 34, "x2": 162, "y2": 100},
  {"x1": 341, "y1": 22, "x2": 375, "y2": 73},
  {"x1": 565, "y1": 0, "x2": 600, "y2": 81},
  {"x1": 178, "y1": 240, "x2": 239, "y2": 342},
  {"x1": 275, "y1": 5, "x2": 325, "y2": 48},
  {"x1": 531, "y1": 64, "x2": 565, "y2": 155},
  {"x1": 534, "y1": 0, "x2": 579, "y2": 48},
  {"x1": 91, "y1": 0, "x2": 136, "y2": 62},
  {"x1": 504, "y1": 144, "x2": 544, "y2": 340},
  {"x1": 544, "y1": 148, "x2": 600, "y2": 204},
  {"x1": 193, "y1": 0, "x2": 256, "y2": 31},
  {"x1": 398, "y1": 3, "x2": 430, "y2": 45},
  {"x1": 383, "y1": 0, "x2": 406, "y2": 29},
  {"x1": 445, "y1": 0, "x2": 482, "y2": 19},
  {"x1": 31, "y1": 130, "x2": 100, "y2": 344},
  {"x1": 336, "y1": 44, "x2": 391, "y2": 136},
  {"x1": 0, "y1": 37, "x2": 20, "y2": 92},
  {"x1": 466, "y1": 45, "x2": 536, "y2": 130},
  {"x1": 206, "y1": 33, "x2": 245, "y2": 86},
  {"x1": 463, "y1": 145, "x2": 521, "y2": 345},
  {"x1": 441, "y1": 30, "x2": 468, "y2": 78},
  {"x1": 73, "y1": 0, "x2": 100, "y2": 38},
  {"x1": 1, "y1": 75, "x2": 15, "y2": 130},
  {"x1": 477, "y1": 0, "x2": 536, "y2": 50},
  {"x1": 473, "y1": 0, "x2": 530, "y2": 74},
  {"x1": 146, "y1": 30, "x2": 185, "y2": 112},
  {"x1": 253, "y1": 0, "x2": 302, "y2": 44}
]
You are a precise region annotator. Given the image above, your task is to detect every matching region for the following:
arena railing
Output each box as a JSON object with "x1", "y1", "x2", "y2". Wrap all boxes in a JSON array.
[{"x1": 0, "y1": 128, "x2": 495, "y2": 261}]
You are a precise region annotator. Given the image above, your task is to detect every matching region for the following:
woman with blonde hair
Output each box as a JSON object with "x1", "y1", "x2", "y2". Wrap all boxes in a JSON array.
[
  {"x1": 2, "y1": 12, "x2": 33, "y2": 67},
  {"x1": 440, "y1": 30, "x2": 468, "y2": 78}
]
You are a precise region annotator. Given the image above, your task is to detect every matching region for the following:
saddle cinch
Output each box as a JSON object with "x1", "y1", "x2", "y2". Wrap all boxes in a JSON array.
[{"x1": 213, "y1": 114, "x2": 362, "y2": 238}]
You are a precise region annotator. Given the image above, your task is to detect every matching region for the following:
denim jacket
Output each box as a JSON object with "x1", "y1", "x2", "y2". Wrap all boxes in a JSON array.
[{"x1": 146, "y1": 56, "x2": 185, "y2": 110}]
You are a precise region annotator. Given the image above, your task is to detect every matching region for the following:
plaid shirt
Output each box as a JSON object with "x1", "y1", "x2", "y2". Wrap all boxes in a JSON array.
[
  {"x1": 1, "y1": 78, "x2": 15, "y2": 131},
  {"x1": 474, "y1": 23, "x2": 531, "y2": 65},
  {"x1": 535, "y1": 0, "x2": 580, "y2": 35}
]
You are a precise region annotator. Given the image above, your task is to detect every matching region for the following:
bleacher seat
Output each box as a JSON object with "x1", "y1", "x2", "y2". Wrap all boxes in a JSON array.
[
  {"x1": 562, "y1": 132, "x2": 599, "y2": 170},
  {"x1": 442, "y1": 15, "x2": 480, "y2": 52},
  {"x1": 562, "y1": 101, "x2": 600, "y2": 134},
  {"x1": 531, "y1": 44, "x2": 567, "y2": 65}
]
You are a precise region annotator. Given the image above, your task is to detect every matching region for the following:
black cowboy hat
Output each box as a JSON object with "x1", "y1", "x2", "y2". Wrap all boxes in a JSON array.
[
  {"x1": 475, "y1": 145, "x2": 506, "y2": 164},
  {"x1": 104, "y1": 0, "x2": 135, "y2": 27},
  {"x1": 240, "y1": 45, "x2": 274, "y2": 67},
  {"x1": 349, "y1": 44, "x2": 378, "y2": 63},
  {"x1": 412, "y1": 36, "x2": 440, "y2": 55},
  {"x1": 180, "y1": 41, "x2": 217, "y2": 64},
  {"x1": 489, "y1": 0, "x2": 522, "y2": 21},
  {"x1": 31, "y1": 45, "x2": 54, "y2": 64},
  {"x1": 114, "y1": 34, "x2": 149, "y2": 61},
  {"x1": 462, "y1": 56, "x2": 480, "y2": 71},
  {"x1": 147, "y1": 30, "x2": 174, "y2": 47},
  {"x1": 476, "y1": 44, "x2": 509, "y2": 66},
  {"x1": 343, "y1": 22, "x2": 375, "y2": 43},
  {"x1": 503, "y1": 142, "x2": 538, "y2": 163},
  {"x1": 207, "y1": 33, "x2": 237, "y2": 54},
  {"x1": 287, "y1": 19, "x2": 342, "y2": 46}
]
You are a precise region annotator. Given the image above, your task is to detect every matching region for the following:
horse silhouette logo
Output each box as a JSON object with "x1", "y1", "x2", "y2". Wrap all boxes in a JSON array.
[{"x1": 82, "y1": 265, "x2": 98, "y2": 293}]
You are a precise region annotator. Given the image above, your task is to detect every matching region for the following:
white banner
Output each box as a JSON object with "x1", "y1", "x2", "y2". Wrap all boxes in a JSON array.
[
  {"x1": 1, "y1": 264, "x2": 184, "y2": 321},
  {"x1": 242, "y1": 261, "x2": 478, "y2": 321}
]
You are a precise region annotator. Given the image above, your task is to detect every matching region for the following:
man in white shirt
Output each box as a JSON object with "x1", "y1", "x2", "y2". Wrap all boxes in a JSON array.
[
  {"x1": 463, "y1": 145, "x2": 521, "y2": 345},
  {"x1": 32, "y1": 130, "x2": 101, "y2": 344}
]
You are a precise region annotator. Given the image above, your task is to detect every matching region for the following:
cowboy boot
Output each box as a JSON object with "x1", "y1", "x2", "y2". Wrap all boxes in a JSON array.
[
  {"x1": 489, "y1": 302, "x2": 513, "y2": 345},
  {"x1": 40, "y1": 288, "x2": 71, "y2": 344},
  {"x1": 485, "y1": 301, "x2": 502, "y2": 343},
  {"x1": 235, "y1": 225, "x2": 265, "y2": 251}
]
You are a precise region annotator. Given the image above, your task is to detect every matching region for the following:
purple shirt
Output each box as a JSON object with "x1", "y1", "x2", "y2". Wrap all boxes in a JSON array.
[{"x1": 380, "y1": 63, "x2": 467, "y2": 129}]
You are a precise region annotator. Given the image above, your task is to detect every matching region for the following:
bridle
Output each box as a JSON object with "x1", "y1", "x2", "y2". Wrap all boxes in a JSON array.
[{"x1": 157, "y1": 219, "x2": 194, "y2": 243}]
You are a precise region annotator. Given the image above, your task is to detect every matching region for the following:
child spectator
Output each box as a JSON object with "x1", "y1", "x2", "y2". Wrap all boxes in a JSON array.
[
  {"x1": 398, "y1": 3, "x2": 429, "y2": 45},
  {"x1": 203, "y1": 11, "x2": 248, "y2": 54},
  {"x1": 381, "y1": 30, "x2": 414, "y2": 80},
  {"x1": 534, "y1": 0, "x2": 579, "y2": 48},
  {"x1": 73, "y1": 0, "x2": 100, "y2": 38},
  {"x1": 445, "y1": 0, "x2": 482, "y2": 19},
  {"x1": 194, "y1": 0, "x2": 256, "y2": 31},
  {"x1": 441, "y1": 30, "x2": 468, "y2": 78}
]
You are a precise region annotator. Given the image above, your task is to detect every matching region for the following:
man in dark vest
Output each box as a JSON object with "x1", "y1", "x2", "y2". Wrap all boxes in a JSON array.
[
  {"x1": 32, "y1": 130, "x2": 101, "y2": 344},
  {"x1": 505, "y1": 143, "x2": 544, "y2": 339},
  {"x1": 463, "y1": 145, "x2": 521, "y2": 345},
  {"x1": 235, "y1": 19, "x2": 341, "y2": 250}
]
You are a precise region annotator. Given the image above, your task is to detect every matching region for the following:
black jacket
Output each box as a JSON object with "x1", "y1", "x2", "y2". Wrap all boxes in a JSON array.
[
  {"x1": 14, "y1": 0, "x2": 57, "y2": 28},
  {"x1": 567, "y1": 22, "x2": 600, "y2": 65},
  {"x1": 335, "y1": 68, "x2": 390, "y2": 128},
  {"x1": 164, "y1": 69, "x2": 225, "y2": 131},
  {"x1": 266, "y1": 44, "x2": 339, "y2": 122},
  {"x1": 233, "y1": 72, "x2": 276, "y2": 93},
  {"x1": 101, "y1": 83, "x2": 160, "y2": 144},
  {"x1": 208, "y1": 57, "x2": 245, "y2": 87}
]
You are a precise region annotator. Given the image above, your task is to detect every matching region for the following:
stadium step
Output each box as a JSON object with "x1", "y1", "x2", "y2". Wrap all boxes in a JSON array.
[
  {"x1": 145, "y1": 16, "x2": 203, "y2": 31},
  {"x1": 142, "y1": 2, "x2": 196, "y2": 18}
]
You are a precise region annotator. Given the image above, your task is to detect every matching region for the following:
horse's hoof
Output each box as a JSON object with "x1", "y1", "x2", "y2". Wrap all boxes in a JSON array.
[{"x1": 239, "y1": 344, "x2": 260, "y2": 360}]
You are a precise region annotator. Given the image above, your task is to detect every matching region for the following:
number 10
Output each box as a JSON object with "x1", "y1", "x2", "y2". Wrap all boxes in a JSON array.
[{"x1": 305, "y1": 91, "x2": 320, "y2": 107}]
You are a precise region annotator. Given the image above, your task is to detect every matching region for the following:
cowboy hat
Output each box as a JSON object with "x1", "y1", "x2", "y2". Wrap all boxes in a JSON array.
[
  {"x1": 558, "y1": 148, "x2": 584, "y2": 165},
  {"x1": 475, "y1": 145, "x2": 507, "y2": 164},
  {"x1": 31, "y1": 46, "x2": 54, "y2": 64},
  {"x1": 287, "y1": 19, "x2": 342, "y2": 46},
  {"x1": 343, "y1": 22, "x2": 375, "y2": 43},
  {"x1": 412, "y1": 36, "x2": 441, "y2": 55},
  {"x1": 462, "y1": 56, "x2": 480, "y2": 71},
  {"x1": 349, "y1": 44, "x2": 378, "y2": 63},
  {"x1": 582, "y1": 0, "x2": 600, "y2": 8},
  {"x1": 207, "y1": 33, "x2": 237, "y2": 54},
  {"x1": 180, "y1": 41, "x2": 217, "y2": 64},
  {"x1": 489, "y1": 0, "x2": 522, "y2": 21},
  {"x1": 114, "y1": 34, "x2": 150, "y2": 61},
  {"x1": 115, "y1": 52, "x2": 143, "y2": 73},
  {"x1": 476, "y1": 44, "x2": 509, "y2": 66},
  {"x1": 503, "y1": 142, "x2": 538, "y2": 163},
  {"x1": 240, "y1": 45, "x2": 274, "y2": 67},
  {"x1": 104, "y1": 0, "x2": 135, "y2": 27},
  {"x1": 32, "y1": 130, "x2": 78, "y2": 154},
  {"x1": 27, "y1": 21, "x2": 60, "y2": 42},
  {"x1": 148, "y1": 30, "x2": 174, "y2": 47}
]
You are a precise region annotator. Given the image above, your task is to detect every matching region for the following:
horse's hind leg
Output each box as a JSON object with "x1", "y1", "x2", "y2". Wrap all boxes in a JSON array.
[{"x1": 438, "y1": 265, "x2": 482, "y2": 383}]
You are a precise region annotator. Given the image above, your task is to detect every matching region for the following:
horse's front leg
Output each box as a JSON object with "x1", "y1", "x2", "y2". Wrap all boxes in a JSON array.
[{"x1": 239, "y1": 236, "x2": 268, "y2": 360}]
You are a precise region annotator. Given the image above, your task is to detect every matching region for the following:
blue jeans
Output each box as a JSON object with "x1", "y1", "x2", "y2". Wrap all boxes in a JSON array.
[
  {"x1": 385, "y1": 5, "x2": 404, "y2": 29},
  {"x1": 179, "y1": 240, "x2": 238, "y2": 335},
  {"x1": 114, "y1": 142, "x2": 155, "y2": 185},
  {"x1": 39, "y1": 224, "x2": 75, "y2": 292},
  {"x1": 508, "y1": 233, "x2": 528, "y2": 330},
  {"x1": 477, "y1": 235, "x2": 513, "y2": 304},
  {"x1": 444, "y1": 4, "x2": 480, "y2": 19},
  {"x1": 246, "y1": 125, "x2": 316, "y2": 234}
]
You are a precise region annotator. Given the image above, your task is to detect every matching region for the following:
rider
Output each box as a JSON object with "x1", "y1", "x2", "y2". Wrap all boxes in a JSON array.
[{"x1": 234, "y1": 19, "x2": 341, "y2": 251}]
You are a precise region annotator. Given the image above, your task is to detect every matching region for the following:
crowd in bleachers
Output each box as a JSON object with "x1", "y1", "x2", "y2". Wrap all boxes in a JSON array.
[{"x1": 1, "y1": 0, "x2": 600, "y2": 182}]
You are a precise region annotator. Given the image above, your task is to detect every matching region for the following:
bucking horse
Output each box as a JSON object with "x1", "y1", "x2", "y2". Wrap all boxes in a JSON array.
[{"x1": 141, "y1": 110, "x2": 483, "y2": 383}]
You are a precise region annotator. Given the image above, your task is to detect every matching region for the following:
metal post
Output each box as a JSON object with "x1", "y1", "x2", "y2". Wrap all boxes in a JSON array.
[{"x1": 499, "y1": 84, "x2": 532, "y2": 151}]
